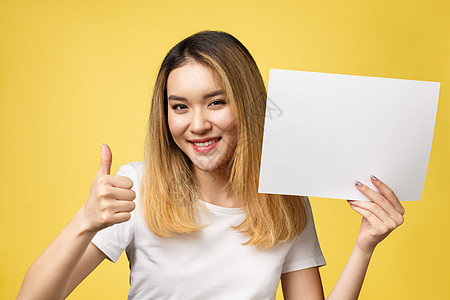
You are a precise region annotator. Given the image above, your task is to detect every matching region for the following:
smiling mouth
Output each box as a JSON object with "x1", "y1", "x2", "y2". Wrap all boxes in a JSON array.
[
  {"x1": 189, "y1": 137, "x2": 222, "y2": 153},
  {"x1": 189, "y1": 137, "x2": 222, "y2": 147}
]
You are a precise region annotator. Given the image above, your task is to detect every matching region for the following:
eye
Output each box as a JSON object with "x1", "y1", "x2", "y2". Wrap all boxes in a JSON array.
[
  {"x1": 210, "y1": 100, "x2": 226, "y2": 106},
  {"x1": 172, "y1": 104, "x2": 187, "y2": 110}
]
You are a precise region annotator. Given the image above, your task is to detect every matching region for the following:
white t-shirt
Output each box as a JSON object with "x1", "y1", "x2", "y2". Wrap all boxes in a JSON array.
[{"x1": 91, "y1": 162, "x2": 326, "y2": 300}]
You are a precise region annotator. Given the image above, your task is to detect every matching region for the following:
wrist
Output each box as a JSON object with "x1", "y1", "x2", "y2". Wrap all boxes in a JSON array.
[
  {"x1": 72, "y1": 205, "x2": 99, "y2": 237},
  {"x1": 353, "y1": 242, "x2": 375, "y2": 259}
]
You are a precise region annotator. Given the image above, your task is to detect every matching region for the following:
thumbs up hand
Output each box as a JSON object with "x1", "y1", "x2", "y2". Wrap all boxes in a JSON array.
[{"x1": 80, "y1": 144, "x2": 136, "y2": 233}]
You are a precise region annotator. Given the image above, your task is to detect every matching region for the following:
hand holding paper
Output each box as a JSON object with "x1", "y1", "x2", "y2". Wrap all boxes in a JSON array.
[{"x1": 349, "y1": 175, "x2": 405, "y2": 252}]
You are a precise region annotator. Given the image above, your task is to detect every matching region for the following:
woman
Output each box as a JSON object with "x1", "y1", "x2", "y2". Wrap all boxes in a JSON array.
[{"x1": 17, "y1": 30, "x2": 405, "y2": 299}]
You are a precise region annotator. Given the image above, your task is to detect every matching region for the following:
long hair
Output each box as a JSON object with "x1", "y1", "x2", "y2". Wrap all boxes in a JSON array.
[{"x1": 141, "y1": 30, "x2": 308, "y2": 249}]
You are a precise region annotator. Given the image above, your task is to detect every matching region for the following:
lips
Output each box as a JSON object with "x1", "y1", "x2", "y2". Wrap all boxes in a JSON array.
[
  {"x1": 189, "y1": 136, "x2": 222, "y2": 143},
  {"x1": 189, "y1": 137, "x2": 221, "y2": 153}
]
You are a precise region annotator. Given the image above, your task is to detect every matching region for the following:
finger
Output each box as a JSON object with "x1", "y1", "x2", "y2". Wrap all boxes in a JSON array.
[
  {"x1": 354, "y1": 180, "x2": 402, "y2": 219},
  {"x1": 113, "y1": 200, "x2": 136, "y2": 213},
  {"x1": 109, "y1": 175, "x2": 133, "y2": 189},
  {"x1": 370, "y1": 175, "x2": 405, "y2": 216},
  {"x1": 97, "y1": 144, "x2": 112, "y2": 176},
  {"x1": 110, "y1": 187, "x2": 136, "y2": 201},
  {"x1": 348, "y1": 200, "x2": 400, "y2": 229},
  {"x1": 349, "y1": 203, "x2": 384, "y2": 227},
  {"x1": 111, "y1": 212, "x2": 132, "y2": 224}
]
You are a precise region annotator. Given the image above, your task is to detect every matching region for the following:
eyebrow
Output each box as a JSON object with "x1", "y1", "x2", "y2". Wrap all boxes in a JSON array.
[{"x1": 168, "y1": 90, "x2": 224, "y2": 101}]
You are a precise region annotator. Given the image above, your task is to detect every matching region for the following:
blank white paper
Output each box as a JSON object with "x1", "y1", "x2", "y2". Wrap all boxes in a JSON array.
[{"x1": 258, "y1": 69, "x2": 440, "y2": 201}]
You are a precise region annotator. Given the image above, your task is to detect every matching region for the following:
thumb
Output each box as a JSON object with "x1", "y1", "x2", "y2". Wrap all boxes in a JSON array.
[{"x1": 97, "y1": 144, "x2": 112, "y2": 175}]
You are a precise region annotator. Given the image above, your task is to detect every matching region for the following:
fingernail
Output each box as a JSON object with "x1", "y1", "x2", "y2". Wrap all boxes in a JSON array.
[
  {"x1": 355, "y1": 180, "x2": 362, "y2": 187},
  {"x1": 371, "y1": 175, "x2": 377, "y2": 181}
]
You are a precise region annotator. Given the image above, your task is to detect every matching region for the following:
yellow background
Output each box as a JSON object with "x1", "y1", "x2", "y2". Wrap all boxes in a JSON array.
[{"x1": 1, "y1": 0, "x2": 449, "y2": 299}]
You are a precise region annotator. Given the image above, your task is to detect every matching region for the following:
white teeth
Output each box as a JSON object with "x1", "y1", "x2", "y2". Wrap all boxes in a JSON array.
[{"x1": 193, "y1": 139, "x2": 218, "y2": 147}]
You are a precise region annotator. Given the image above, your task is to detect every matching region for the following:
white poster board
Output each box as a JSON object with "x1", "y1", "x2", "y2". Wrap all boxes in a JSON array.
[{"x1": 258, "y1": 69, "x2": 440, "y2": 201}]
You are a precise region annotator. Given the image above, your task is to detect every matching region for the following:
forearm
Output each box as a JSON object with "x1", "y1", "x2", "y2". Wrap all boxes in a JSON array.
[
  {"x1": 17, "y1": 206, "x2": 97, "y2": 300},
  {"x1": 326, "y1": 244, "x2": 373, "y2": 300}
]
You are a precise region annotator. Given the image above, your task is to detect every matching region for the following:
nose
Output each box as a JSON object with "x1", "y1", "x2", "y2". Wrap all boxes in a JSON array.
[{"x1": 189, "y1": 109, "x2": 212, "y2": 134}]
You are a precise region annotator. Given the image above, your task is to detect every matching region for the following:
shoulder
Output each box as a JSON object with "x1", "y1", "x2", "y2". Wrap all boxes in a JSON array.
[
  {"x1": 118, "y1": 161, "x2": 143, "y2": 174},
  {"x1": 116, "y1": 161, "x2": 143, "y2": 183}
]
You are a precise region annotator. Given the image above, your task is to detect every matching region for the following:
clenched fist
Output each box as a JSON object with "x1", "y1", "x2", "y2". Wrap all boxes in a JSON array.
[{"x1": 80, "y1": 144, "x2": 136, "y2": 233}]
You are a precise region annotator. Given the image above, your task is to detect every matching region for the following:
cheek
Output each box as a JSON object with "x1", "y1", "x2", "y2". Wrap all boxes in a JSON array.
[
  {"x1": 221, "y1": 111, "x2": 237, "y2": 136},
  {"x1": 167, "y1": 113, "x2": 184, "y2": 139}
]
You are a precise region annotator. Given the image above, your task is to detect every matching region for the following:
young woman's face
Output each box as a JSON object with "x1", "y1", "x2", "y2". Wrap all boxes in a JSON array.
[{"x1": 166, "y1": 61, "x2": 237, "y2": 172}]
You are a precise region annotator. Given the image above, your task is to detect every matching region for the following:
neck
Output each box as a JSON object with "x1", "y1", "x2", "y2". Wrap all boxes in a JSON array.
[{"x1": 193, "y1": 165, "x2": 237, "y2": 208}]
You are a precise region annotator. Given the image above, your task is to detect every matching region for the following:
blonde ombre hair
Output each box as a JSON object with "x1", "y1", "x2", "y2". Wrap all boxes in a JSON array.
[{"x1": 141, "y1": 30, "x2": 308, "y2": 249}]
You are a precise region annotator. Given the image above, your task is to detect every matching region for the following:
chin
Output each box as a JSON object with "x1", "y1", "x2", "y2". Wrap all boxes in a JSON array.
[
  {"x1": 191, "y1": 157, "x2": 227, "y2": 172},
  {"x1": 194, "y1": 161, "x2": 220, "y2": 172}
]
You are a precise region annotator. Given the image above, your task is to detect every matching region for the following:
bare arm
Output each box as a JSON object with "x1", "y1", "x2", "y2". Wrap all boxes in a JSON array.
[
  {"x1": 282, "y1": 175, "x2": 405, "y2": 300},
  {"x1": 17, "y1": 210, "x2": 104, "y2": 300},
  {"x1": 325, "y1": 244, "x2": 373, "y2": 299},
  {"x1": 17, "y1": 144, "x2": 135, "y2": 300},
  {"x1": 281, "y1": 267, "x2": 324, "y2": 300},
  {"x1": 63, "y1": 242, "x2": 107, "y2": 298},
  {"x1": 281, "y1": 247, "x2": 371, "y2": 300}
]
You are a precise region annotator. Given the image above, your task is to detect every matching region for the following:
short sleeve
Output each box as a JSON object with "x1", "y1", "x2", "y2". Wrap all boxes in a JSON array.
[
  {"x1": 282, "y1": 197, "x2": 326, "y2": 274},
  {"x1": 90, "y1": 163, "x2": 137, "y2": 263}
]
